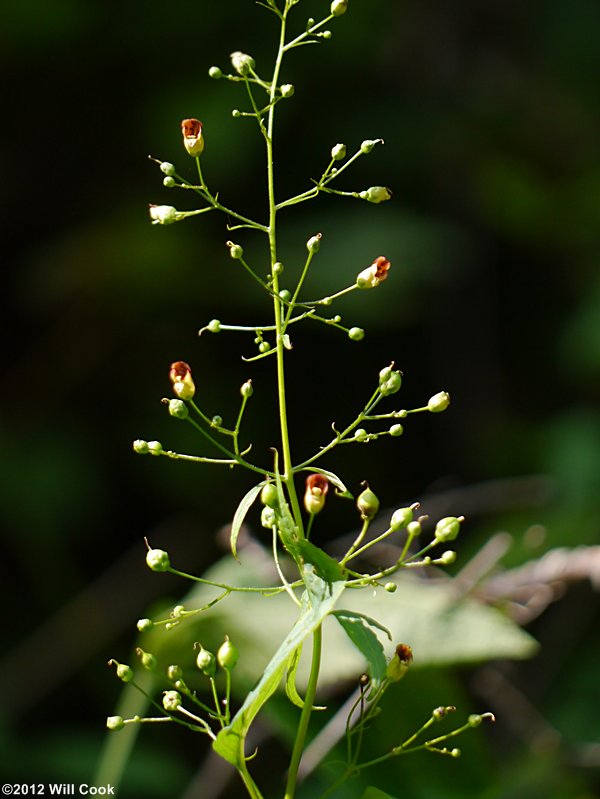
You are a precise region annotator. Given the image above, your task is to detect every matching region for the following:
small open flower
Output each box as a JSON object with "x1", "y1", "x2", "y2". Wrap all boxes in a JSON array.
[
  {"x1": 304, "y1": 473, "x2": 329, "y2": 515},
  {"x1": 181, "y1": 118, "x2": 204, "y2": 157},
  {"x1": 169, "y1": 360, "x2": 196, "y2": 400},
  {"x1": 356, "y1": 256, "x2": 391, "y2": 289}
]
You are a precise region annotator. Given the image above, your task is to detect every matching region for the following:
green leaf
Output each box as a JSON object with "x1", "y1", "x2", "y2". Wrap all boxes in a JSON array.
[
  {"x1": 333, "y1": 610, "x2": 388, "y2": 691},
  {"x1": 213, "y1": 575, "x2": 345, "y2": 767},
  {"x1": 298, "y1": 538, "x2": 345, "y2": 587},
  {"x1": 285, "y1": 645, "x2": 305, "y2": 709},
  {"x1": 230, "y1": 482, "x2": 264, "y2": 560}
]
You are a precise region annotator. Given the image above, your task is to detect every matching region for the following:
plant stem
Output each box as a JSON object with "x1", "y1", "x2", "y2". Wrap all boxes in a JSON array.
[{"x1": 284, "y1": 625, "x2": 322, "y2": 799}]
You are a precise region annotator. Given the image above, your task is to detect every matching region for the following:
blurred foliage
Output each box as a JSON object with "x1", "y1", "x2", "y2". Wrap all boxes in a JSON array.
[{"x1": 1, "y1": 0, "x2": 599, "y2": 796}]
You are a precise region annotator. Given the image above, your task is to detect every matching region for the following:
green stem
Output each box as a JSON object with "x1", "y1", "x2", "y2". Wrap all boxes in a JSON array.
[{"x1": 285, "y1": 626, "x2": 322, "y2": 799}]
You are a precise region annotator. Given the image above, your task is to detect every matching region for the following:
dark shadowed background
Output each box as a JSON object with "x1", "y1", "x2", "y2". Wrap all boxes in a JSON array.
[{"x1": 1, "y1": 0, "x2": 600, "y2": 797}]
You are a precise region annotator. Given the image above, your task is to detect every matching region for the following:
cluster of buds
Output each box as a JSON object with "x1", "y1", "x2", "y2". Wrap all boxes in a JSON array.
[
  {"x1": 181, "y1": 118, "x2": 204, "y2": 157},
  {"x1": 356, "y1": 256, "x2": 391, "y2": 289},
  {"x1": 169, "y1": 361, "x2": 196, "y2": 401},
  {"x1": 304, "y1": 474, "x2": 329, "y2": 515}
]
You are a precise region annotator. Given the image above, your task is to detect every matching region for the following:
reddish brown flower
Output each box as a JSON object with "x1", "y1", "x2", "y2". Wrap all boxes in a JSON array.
[
  {"x1": 304, "y1": 474, "x2": 329, "y2": 515},
  {"x1": 356, "y1": 256, "x2": 391, "y2": 289},
  {"x1": 169, "y1": 360, "x2": 196, "y2": 400},
  {"x1": 181, "y1": 118, "x2": 204, "y2": 157}
]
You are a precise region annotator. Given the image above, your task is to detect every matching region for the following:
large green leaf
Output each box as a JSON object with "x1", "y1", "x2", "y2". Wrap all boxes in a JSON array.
[
  {"x1": 333, "y1": 610, "x2": 390, "y2": 691},
  {"x1": 212, "y1": 575, "x2": 345, "y2": 767}
]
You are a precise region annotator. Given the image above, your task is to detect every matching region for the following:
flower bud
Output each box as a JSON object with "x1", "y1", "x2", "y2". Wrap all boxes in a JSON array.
[
  {"x1": 384, "y1": 582, "x2": 397, "y2": 593},
  {"x1": 389, "y1": 423, "x2": 403, "y2": 437},
  {"x1": 390, "y1": 506, "x2": 414, "y2": 532},
  {"x1": 360, "y1": 139, "x2": 382, "y2": 154},
  {"x1": 386, "y1": 643, "x2": 413, "y2": 682},
  {"x1": 133, "y1": 439, "x2": 149, "y2": 455},
  {"x1": 217, "y1": 637, "x2": 239, "y2": 671},
  {"x1": 259, "y1": 341, "x2": 271, "y2": 353},
  {"x1": 160, "y1": 162, "x2": 175, "y2": 176},
  {"x1": 348, "y1": 327, "x2": 365, "y2": 341},
  {"x1": 208, "y1": 319, "x2": 221, "y2": 333},
  {"x1": 230, "y1": 51, "x2": 255, "y2": 76},
  {"x1": 149, "y1": 204, "x2": 178, "y2": 225},
  {"x1": 331, "y1": 143, "x2": 346, "y2": 161},
  {"x1": 428, "y1": 391, "x2": 450, "y2": 412},
  {"x1": 434, "y1": 516, "x2": 463, "y2": 542},
  {"x1": 162, "y1": 690, "x2": 182, "y2": 712},
  {"x1": 136, "y1": 647, "x2": 158, "y2": 671},
  {"x1": 168, "y1": 398, "x2": 189, "y2": 420},
  {"x1": 357, "y1": 484, "x2": 379, "y2": 520},
  {"x1": 147, "y1": 440, "x2": 163, "y2": 456},
  {"x1": 331, "y1": 0, "x2": 348, "y2": 16},
  {"x1": 167, "y1": 664, "x2": 183, "y2": 682},
  {"x1": 181, "y1": 118, "x2": 204, "y2": 157},
  {"x1": 169, "y1": 361, "x2": 196, "y2": 400},
  {"x1": 279, "y1": 289, "x2": 291, "y2": 302},
  {"x1": 261, "y1": 505, "x2": 276, "y2": 528},
  {"x1": 196, "y1": 647, "x2": 217, "y2": 677},
  {"x1": 356, "y1": 255, "x2": 391, "y2": 289},
  {"x1": 137, "y1": 618, "x2": 153, "y2": 632},
  {"x1": 379, "y1": 365, "x2": 402, "y2": 396},
  {"x1": 360, "y1": 186, "x2": 392, "y2": 204},
  {"x1": 306, "y1": 232, "x2": 322, "y2": 253},
  {"x1": 273, "y1": 261, "x2": 284, "y2": 275},
  {"x1": 439, "y1": 550, "x2": 457, "y2": 565},
  {"x1": 280, "y1": 83, "x2": 295, "y2": 98},
  {"x1": 163, "y1": 176, "x2": 175, "y2": 188},
  {"x1": 304, "y1": 473, "x2": 329, "y2": 515},
  {"x1": 106, "y1": 716, "x2": 125, "y2": 731},
  {"x1": 208, "y1": 66, "x2": 222, "y2": 79},
  {"x1": 322, "y1": 30, "x2": 332, "y2": 39},
  {"x1": 406, "y1": 520, "x2": 421, "y2": 537},
  {"x1": 354, "y1": 428, "x2": 368, "y2": 442},
  {"x1": 240, "y1": 380, "x2": 253, "y2": 398},
  {"x1": 108, "y1": 660, "x2": 134, "y2": 683},
  {"x1": 226, "y1": 240, "x2": 244, "y2": 259},
  {"x1": 146, "y1": 547, "x2": 170, "y2": 572},
  {"x1": 260, "y1": 482, "x2": 279, "y2": 509}
]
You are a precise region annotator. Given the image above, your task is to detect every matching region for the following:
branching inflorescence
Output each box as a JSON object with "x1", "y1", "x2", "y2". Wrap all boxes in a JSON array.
[{"x1": 106, "y1": 2, "x2": 493, "y2": 798}]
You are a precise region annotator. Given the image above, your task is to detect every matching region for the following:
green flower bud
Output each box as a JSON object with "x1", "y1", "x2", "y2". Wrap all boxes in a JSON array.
[
  {"x1": 217, "y1": 637, "x2": 239, "y2": 671},
  {"x1": 389, "y1": 423, "x2": 403, "y2": 437},
  {"x1": 386, "y1": 643, "x2": 413, "y2": 681},
  {"x1": 133, "y1": 439, "x2": 149, "y2": 455},
  {"x1": 354, "y1": 428, "x2": 368, "y2": 442},
  {"x1": 348, "y1": 327, "x2": 365, "y2": 341},
  {"x1": 149, "y1": 204, "x2": 178, "y2": 225},
  {"x1": 468, "y1": 714, "x2": 483, "y2": 728},
  {"x1": 106, "y1": 715, "x2": 125, "y2": 731},
  {"x1": 331, "y1": 0, "x2": 348, "y2": 16},
  {"x1": 390, "y1": 506, "x2": 414, "y2": 532},
  {"x1": 259, "y1": 341, "x2": 271, "y2": 353},
  {"x1": 108, "y1": 660, "x2": 134, "y2": 683},
  {"x1": 147, "y1": 440, "x2": 163, "y2": 456},
  {"x1": 331, "y1": 143, "x2": 346, "y2": 161},
  {"x1": 232, "y1": 109, "x2": 241, "y2": 118},
  {"x1": 260, "y1": 482, "x2": 279, "y2": 509},
  {"x1": 379, "y1": 365, "x2": 402, "y2": 396},
  {"x1": 306, "y1": 232, "x2": 322, "y2": 253},
  {"x1": 230, "y1": 51, "x2": 255, "y2": 76},
  {"x1": 435, "y1": 516, "x2": 463, "y2": 542},
  {"x1": 211, "y1": 415, "x2": 223, "y2": 427},
  {"x1": 384, "y1": 582, "x2": 397, "y2": 593},
  {"x1": 240, "y1": 380, "x2": 253, "y2": 398},
  {"x1": 322, "y1": 30, "x2": 332, "y2": 39},
  {"x1": 361, "y1": 186, "x2": 393, "y2": 204},
  {"x1": 209, "y1": 66, "x2": 222, "y2": 79},
  {"x1": 273, "y1": 261, "x2": 284, "y2": 275},
  {"x1": 136, "y1": 648, "x2": 158, "y2": 671},
  {"x1": 168, "y1": 398, "x2": 189, "y2": 420},
  {"x1": 439, "y1": 550, "x2": 457, "y2": 565},
  {"x1": 279, "y1": 289, "x2": 291, "y2": 302},
  {"x1": 163, "y1": 176, "x2": 175, "y2": 188},
  {"x1": 406, "y1": 520, "x2": 422, "y2": 537},
  {"x1": 196, "y1": 647, "x2": 217, "y2": 677},
  {"x1": 162, "y1": 690, "x2": 182, "y2": 712},
  {"x1": 451, "y1": 749, "x2": 461, "y2": 758},
  {"x1": 167, "y1": 664, "x2": 183, "y2": 682},
  {"x1": 227, "y1": 240, "x2": 244, "y2": 259},
  {"x1": 261, "y1": 505, "x2": 276, "y2": 528},
  {"x1": 208, "y1": 318, "x2": 221, "y2": 333},
  {"x1": 360, "y1": 139, "x2": 382, "y2": 154},
  {"x1": 137, "y1": 618, "x2": 153, "y2": 632},
  {"x1": 433, "y1": 706, "x2": 455, "y2": 721},
  {"x1": 280, "y1": 83, "x2": 295, "y2": 97},
  {"x1": 172, "y1": 604, "x2": 185, "y2": 617},
  {"x1": 428, "y1": 391, "x2": 450, "y2": 412},
  {"x1": 146, "y1": 547, "x2": 170, "y2": 572},
  {"x1": 357, "y1": 484, "x2": 379, "y2": 520},
  {"x1": 160, "y1": 162, "x2": 175, "y2": 176}
]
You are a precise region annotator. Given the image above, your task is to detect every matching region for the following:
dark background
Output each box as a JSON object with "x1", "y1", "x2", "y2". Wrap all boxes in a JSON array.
[{"x1": 1, "y1": 0, "x2": 600, "y2": 796}]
